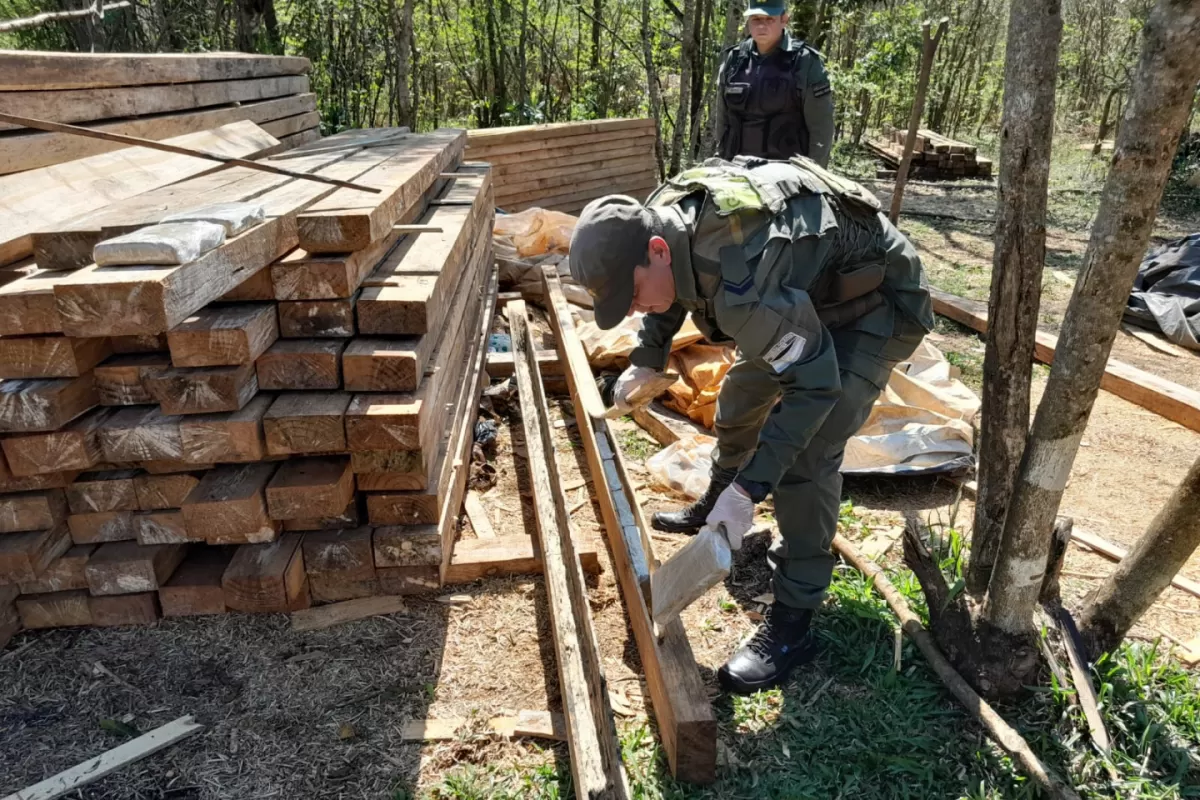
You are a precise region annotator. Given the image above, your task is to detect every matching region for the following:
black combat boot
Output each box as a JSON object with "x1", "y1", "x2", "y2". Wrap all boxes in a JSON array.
[
  {"x1": 650, "y1": 469, "x2": 735, "y2": 533},
  {"x1": 718, "y1": 603, "x2": 817, "y2": 694}
]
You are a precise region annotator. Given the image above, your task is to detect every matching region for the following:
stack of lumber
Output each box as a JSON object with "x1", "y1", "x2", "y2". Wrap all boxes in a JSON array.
[
  {"x1": 465, "y1": 119, "x2": 659, "y2": 215},
  {"x1": 866, "y1": 128, "x2": 993, "y2": 180},
  {"x1": 0, "y1": 123, "x2": 504, "y2": 630},
  {"x1": 0, "y1": 50, "x2": 318, "y2": 175}
]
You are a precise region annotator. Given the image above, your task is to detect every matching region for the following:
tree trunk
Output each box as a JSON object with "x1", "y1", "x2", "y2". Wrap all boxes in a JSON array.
[
  {"x1": 888, "y1": 18, "x2": 948, "y2": 224},
  {"x1": 642, "y1": 0, "x2": 666, "y2": 177},
  {"x1": 966, "y1": 0, "x2": 1063, "y2": 596},
  {"x1": 708, "y1": 0, "x2": 741, "y2": 157},
  {"x1": 1079, "y1": 456, "x2": 1200, "y2": 657},
  {"x1": 395, "y1": 0, "x2": 415, "y2": 127},
  {"x1": 669, "y1": 0, "x2": 696, "y2": 173},
  {"x1": 1092, "y1": 86, "x2": 1120, "y2": 156},
  {"x1": 984, "y1": 0, "x2": 1200, "y2": 636}
]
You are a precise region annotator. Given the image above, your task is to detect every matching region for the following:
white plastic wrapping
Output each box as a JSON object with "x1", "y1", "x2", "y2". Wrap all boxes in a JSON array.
[{"x1": 93, "y1": 221, "x2": 226, "y2": 266}]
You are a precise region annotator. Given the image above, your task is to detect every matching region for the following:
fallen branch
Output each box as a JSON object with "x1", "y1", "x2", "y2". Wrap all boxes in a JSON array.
[
  {"x1": 2, "y1": 715, "x2": 202, "y2": 800},
  {"x1": 832, "y1": 534, "x2": 1082, "y2": 800},
  {"x1": 0, "y1": 0, "x2": 130, "y2": 32}
]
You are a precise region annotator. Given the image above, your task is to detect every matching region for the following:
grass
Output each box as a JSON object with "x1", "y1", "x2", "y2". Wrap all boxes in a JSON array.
[
  {"x1": 421, "y1": 502, "x2": 1200, "y2": 800},
  {"x1": 617, "y1": 426, "x2": 662, "y2": 462}
]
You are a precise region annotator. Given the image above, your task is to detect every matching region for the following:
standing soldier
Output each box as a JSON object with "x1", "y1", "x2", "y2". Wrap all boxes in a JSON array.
[
  {"x1": 715, "y1": 1, "x2": 835, "y2": 166},
  {"x1": 570, "y1": 156, "x2": 932, "y2": 693}
]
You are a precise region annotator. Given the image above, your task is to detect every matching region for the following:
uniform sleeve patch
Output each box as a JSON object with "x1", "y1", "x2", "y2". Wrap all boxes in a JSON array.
[
  {"x1": 764, "y1": 331, "x2": 807, "y2": 373},
  {"x1": 812, "y1": 81, "x2": 832, "y2": 98}
]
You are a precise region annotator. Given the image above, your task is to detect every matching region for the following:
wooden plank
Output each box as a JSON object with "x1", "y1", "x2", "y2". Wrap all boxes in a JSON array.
[
  {"x1": 508, "y1": 299, "x2": 627, "y2": 798},
  {"x1": 269, "y1": 175, "x2": 452, "y2": 302},
  {"x1": 50, "y1": 144, "x2": 411, "y2": 337},
  {"x1": 444, "y1": 537, "x2": 602, "y2": 583},
  {"x1": 487, "y1": 349, "x2": 562, "y2": 379},
  {"x1": 0, "y1": 94, "x2": 316, "y2": 174},
  {"x1": 167, "y1": 303, "x2": 278, "y2": 367},
  {"x1": 133, "y1": 510, "x2": 198, "y2": 545},
  {"x1": 0, "y1": 51, "x2": 308, "y2": 90},
  {"x1": 145, "y1": 362, "x2": 258, "y2": 415},
  {"x1": 277, "y1": 295, "x2": 357, "y2": 338},
  {"x1": 89, "y1": 592, "x2": 160, "y2": 626},
  {"x1": 0, "y1": 266, "x2": 62, "y2": 335},
  {"x1": 0, "y1": 713, "x2": 200, "y2": 799},
  {"x1": 297, "y1": 129, "x2": 467, "y2": 252},
  {"x1": 67, "y1": 511, "x2": 137, "y2": 545},
  {"x1": 159, "y1": 546, "x2": 231, "y2": 616},
  {"x1": 276, "y1": 128, "x2": 321, "y2": 152},
  {"x1": 498, "y1": 161, "x2": 656, "y2": 199},
  {"x1": 265, "y1": 456, "x2": 354, "y2": 520},
  {"x1": 357, "y1": 175, "x2": 491, "y2": 336},
  {"x1": 181, "y1": 462, "x2": 279, "y2": 545},
  {"x1": 0, "y1": 471, "x2": 80, "y2": 494},
  {"x1": 290, "y1": 595, "x2": 405, "y2": 631},
  {"x1": 0, "y1": 335, "x2": 110, "y2": 379},
  {"x1": 377, "y1": 566, "x2": 439, "y2": 594},
  {"x1": 465, "y1": 119, "x2": 654, "y2": 152},
  {"x1": 0, "y1": 121, "x2": 279, "y2": 268},
  {"x1": 256, "y1": 339, "x2": 344, "y2": 391},
  {"x1": 399, "y1": 711, "x2": 566, "y2": 742},
  {"x1": 487, "y1": 141, "x2": 656, "y2": 175},
  {"x1": 222, "y1": 533, "x2": 308, "y2": 612},
  {"x1": 301, "y1": 525, "x2": 375, "y2": 578},
  {"x1": 0, "y1": 522, "x2": 70, "y2": 582},
  {"x1": 470, "y1": 134, "x2": 657, "y2": 169},
  {"x1": 178, "y1": 392, "x2": 271, "y2": 464},
  {"x1": 544, "y1": 270, "x2": 715, "y2": 783},
  {"x1": 0, "y1": 75, "x2": 310, "y2": 129},
  {"x1": 373, "y1": 525, "x2": 442, "y2": 568},
  {"x1": 0, "y1": 488, "x2": 66, "y2": 533},
  {"x1": 309, "y1": 573, "x2": 380, "y2": 603},
  {"x1": 16, "y1": 589, "x2": 93, "y2": 628},
  {"x1": 220, "y1": 262, "x2": 275, "y2": 301},
  {"x1": 133, "y1": 471, "x2": 202, "y2": 511},
  {"x1": 94, "y1": 353, "x2": 170, "y2": 405},
  {"x1": 929, "y1": 289, "x2": 1200, "y2": 434},
  {"x1": 0, "y1": 374, "x2": 97, "y2": 433},
  {"x1": 98, "y1": 405, "x2": 184, "y2": 462},
  {"x1": 65, "y1": 469, "x2": 139, "y2": 513},
  {"x1": 463, "y1": 491, "x2": 497, "y2": 539},
  {"x1": 18, "y1": 544, "x2": 95, "y2": 593},
  {"x1": 282, "y1": 498, "x2": 360, "y2": 531},
  {"x1": 261, "y1": 111, "x2": 322, "y2": 141},
  {"x1": 1071, "y1": 527, "x2": 1200, "y2": 600},
  {"x1": 84, "y1": 540, "x2": 186, "y2": 595},
  {"x1": 1, "y1": 407, "x2": 114, "y2": 476},
  {"x1": 112, "y1": 335, "x2": 168, "y2": 353},
  {"x1": 263, "y1": 391, "x2": 350, "y2": 455}
]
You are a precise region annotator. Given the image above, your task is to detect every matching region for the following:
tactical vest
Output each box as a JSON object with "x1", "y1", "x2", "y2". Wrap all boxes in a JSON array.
[
  {"x1": 648, "y1": 156, "x2": 888, "y2": 334},
  {"x1": 719, "y1": 37, "x2": 814, "y2": 161}
]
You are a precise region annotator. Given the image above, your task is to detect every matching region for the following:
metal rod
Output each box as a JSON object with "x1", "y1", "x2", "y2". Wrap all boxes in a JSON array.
[{"x1": 0, "y1": 111, "x2": 382, "y2": 194}]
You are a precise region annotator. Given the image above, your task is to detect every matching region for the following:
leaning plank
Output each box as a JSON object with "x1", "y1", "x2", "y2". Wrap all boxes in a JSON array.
[
  {"x1": 543, "y1": 270, "x2": 716, "y2": 783},
  {"x1": 51, "y1": 144, "x2": 410, "y2": 336},
  {"x1": 0, "y1": 94, "x2": 316, "y2": 174},
  {"x1": 929, "y1": 288, "x2": 1200, "y2": 433},
  {"x1": 0, "y1": 715, "x2": 204, "y2": 800},
  {"x1": 509, "y1": 299, "x2": 627, "y2": 798},
  {"x1": 0, "y1": 121, "x2": 279, "y2": 268},
  {"x1": 290, "y1": 595, "x2": 405, "y2": 632},
  {"x1": 296, "y1": 129, "x2": 467, "y2": 252}
]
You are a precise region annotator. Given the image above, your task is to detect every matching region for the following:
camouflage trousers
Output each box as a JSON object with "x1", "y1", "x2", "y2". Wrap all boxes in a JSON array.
[{"x1": 711, "y1": 306, "x2": 926, "y2": 609}]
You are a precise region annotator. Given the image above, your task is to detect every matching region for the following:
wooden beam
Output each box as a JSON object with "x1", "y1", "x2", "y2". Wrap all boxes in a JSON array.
[
  {"x1": 178, "y1": 392, "x2": 271, "y2": 464},
  {"x1": 542, "y1": 270, "x2": 716, "y2": 783},
  {"x1": 290, "y1": 595, "x2": 406, "y2": 632},
  {"x1": 510, "y1": 299, "x2": 628, "y2": 798},
  {"x1": 84, "y1": 540, "x2": 186, "y2": 595},
  {"x1": 930, "y1": 288, "x2": 1200, "y2": 433},
  {"x1": 263, "y1": 391, "x2": 350, "y2": 455},
  {"x1": 0, "y1": 335, "x2": 111, "y2": 379},
  {"x1": 256, "y1": 339, "x2": 344, "y2": 390},
  {"x1": 65, "y1": 469, "x2": 139, "y2": 513},
  {"x1": 0, "y1": 51, "x2": 308, "y2": 90},
  {"x1": 18, "y1": 544, "x2": 95, "y2": 594},
  {"x1": 444, "y1": 535, "x2": 601, "y2": 583},
  {"x1": 265, "y1": 456, "x2": 354, "y2": 520},
  {"x1": 145, "y1": 362, "x2": 258, "y2": 415},
  {"x1": 159, "y1": 547, "x2": 231, "y2": 616},
  {"x1": 222, "y1": 533, "x2": 308, "y2": 612},
  {"x1": 166, "y1": 303, "x2": 278, "y2": 367},
  {"x1": 94, "y1": 353, "x2": 170, "y2": 406},
  {"x1": 181, "y1": 462, "x2": 278, "y2": 545}
]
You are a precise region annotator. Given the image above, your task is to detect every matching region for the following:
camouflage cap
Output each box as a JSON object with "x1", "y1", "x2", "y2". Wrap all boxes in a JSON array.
[
  {"x1": 743, "y1": 1, "x2": 786, "y2": 15},
  {"x1": 568, "y1": 195, "x2": 657, "y2": 330}
]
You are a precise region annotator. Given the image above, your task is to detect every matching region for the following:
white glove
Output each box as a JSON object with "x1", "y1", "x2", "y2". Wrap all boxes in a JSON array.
[
  {"x1": 608, "y1": 365, "x2": 661, "y2": 416},
  {"x1": 705, "y1": 482, "x2": 756, "y2": 550}
]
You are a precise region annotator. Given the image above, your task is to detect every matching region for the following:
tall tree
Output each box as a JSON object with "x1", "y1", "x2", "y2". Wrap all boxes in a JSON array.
[
  {"x1": 984, "y1": 0, "x2": 1200, "y2": 636},
  {"x1": 967, "y1": 0, "x2": 1063, "y2": 595},
  {"x1": 668, "y1": 0, "x2": 695, "y2": 173}
]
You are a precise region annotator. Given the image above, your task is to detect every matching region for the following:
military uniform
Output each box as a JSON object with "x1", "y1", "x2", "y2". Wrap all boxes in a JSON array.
[
  {"x1": 625, "y1": 157, "x2": 933, "y2": 609},
  {"x1": 716, "y1": 33, "x2": 835, "y2": 166}
]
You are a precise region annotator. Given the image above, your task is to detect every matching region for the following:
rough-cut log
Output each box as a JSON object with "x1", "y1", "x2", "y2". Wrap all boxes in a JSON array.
[
  {"x1": 985, "y1": 0, "x2": 1200, "y2": 635},
  {"x1": 968, "y1": 0, "x2": 1064, "y2": 595}
]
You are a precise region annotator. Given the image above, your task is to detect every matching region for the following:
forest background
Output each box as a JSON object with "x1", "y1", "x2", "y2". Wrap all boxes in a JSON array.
[{"x1": 2, "y1": 0, "x2": 1199, "y2": 185}]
